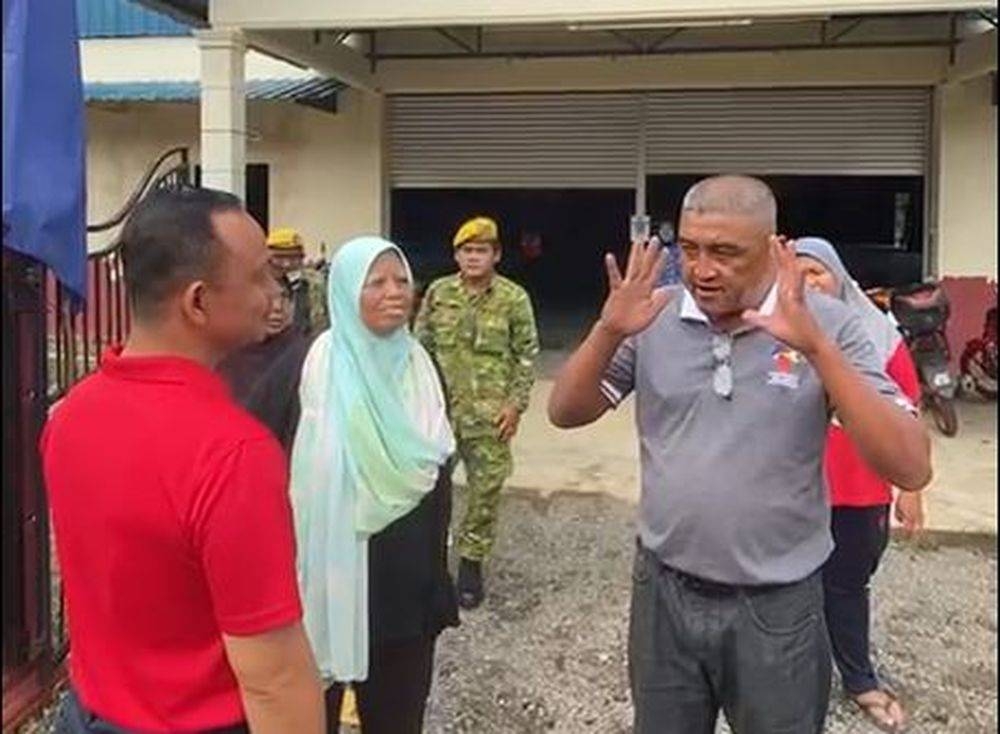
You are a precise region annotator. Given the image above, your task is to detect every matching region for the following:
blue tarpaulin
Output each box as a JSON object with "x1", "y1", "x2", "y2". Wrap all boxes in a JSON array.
[{"x1": 3, "y1": 0, "x2": 87, "y2": 299}]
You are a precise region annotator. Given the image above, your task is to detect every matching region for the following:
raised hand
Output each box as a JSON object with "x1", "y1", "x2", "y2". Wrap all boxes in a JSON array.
[
  {"x1": 742, "y1": 236, "x2": 827, "y2": 355},
  {"x1": 598, "y1": 240, "x2": 671, "y2": 338}
]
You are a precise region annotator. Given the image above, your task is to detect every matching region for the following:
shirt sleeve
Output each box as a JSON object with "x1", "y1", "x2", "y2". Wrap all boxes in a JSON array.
[
  {"x1": 835, "y1": 313, "x2": 918, "y2": 417},
  {"x1": 192, "y1": 437, "x2": 302, "y2": 636},
  {"x1": 599, "y1": 336, "x2": 637, "y2": 408},
  {"x1": 508, "y1": 289, "x2": 540, "y2": 413},
  {"x1": 886, "y1": 341, "x2": 922, "y2": 406}
]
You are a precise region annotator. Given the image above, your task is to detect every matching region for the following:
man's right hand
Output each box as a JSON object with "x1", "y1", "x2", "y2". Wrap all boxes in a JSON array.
[
  {"x1": 598, "y1": 240, "x2": 672, "y2": 338},
  {"x1": 548, "y1": 240, "x2": 671, "y2": 429}
]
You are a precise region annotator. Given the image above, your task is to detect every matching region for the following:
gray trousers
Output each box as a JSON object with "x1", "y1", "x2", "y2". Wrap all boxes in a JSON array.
[{"x1": 629, "y1": 544, "x2": 832, "y2": 734}]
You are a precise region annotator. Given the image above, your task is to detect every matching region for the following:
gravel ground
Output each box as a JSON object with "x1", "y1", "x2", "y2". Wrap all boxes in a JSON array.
[
  {"x1": 19, "y1": 488, "x2": 996, "y2": 734},
  {"x1": 426, "y1": 488, "x2": 997, "y2": 734}
]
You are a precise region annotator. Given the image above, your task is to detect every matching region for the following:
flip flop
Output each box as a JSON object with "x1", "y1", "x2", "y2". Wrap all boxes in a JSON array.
[{"x1": 852, "y1": 689, "x2": 907, "y2": 733}]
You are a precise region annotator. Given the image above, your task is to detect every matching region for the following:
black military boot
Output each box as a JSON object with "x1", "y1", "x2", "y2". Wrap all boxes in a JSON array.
[{"x1": 457, "y1": 558, "x2": 484, "y2": 610}]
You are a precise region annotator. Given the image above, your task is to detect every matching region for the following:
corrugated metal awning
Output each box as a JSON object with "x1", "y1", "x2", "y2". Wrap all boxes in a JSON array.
[
  {"x1": 78, "y1": 0, "x2": 192, "y2": 38},
  {"x1": 85, "y1": 77, "x2": 344, "y2": 112}
]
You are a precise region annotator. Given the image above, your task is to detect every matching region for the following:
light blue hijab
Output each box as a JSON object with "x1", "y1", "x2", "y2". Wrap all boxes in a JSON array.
[{"x1": 290, "y1": 236, "x2": 454, "y2": 682}]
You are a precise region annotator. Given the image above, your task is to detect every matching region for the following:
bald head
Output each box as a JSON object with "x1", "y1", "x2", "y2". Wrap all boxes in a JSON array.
[{"x1": 681, "y1": 175, "x2": 777, "y2": 233}]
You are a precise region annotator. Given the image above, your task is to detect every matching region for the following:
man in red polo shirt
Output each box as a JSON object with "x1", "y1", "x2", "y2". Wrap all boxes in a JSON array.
[{"x1": 42, "y1": 189, "x2": 324, "y2": 733}]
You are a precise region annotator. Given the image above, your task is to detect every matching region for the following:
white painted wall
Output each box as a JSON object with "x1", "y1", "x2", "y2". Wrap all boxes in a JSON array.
[
  {"x1": 86, "y1": 89, "x2": 384, "y2": 255},
  {"x1": 936, "y1": 73, "x2": 998, "y2": 278},
  {"x1": 80, "y1": 37, "x2": 311, "y2": 83}
]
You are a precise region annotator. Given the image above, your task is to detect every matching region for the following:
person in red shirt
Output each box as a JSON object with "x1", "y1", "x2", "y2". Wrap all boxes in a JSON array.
[
  {"x1": 796, "y1": 237, "x2": 924, "y2": 734},
  {"x1": 42, "y1": 189, "x2": 324, "y2": 734}
]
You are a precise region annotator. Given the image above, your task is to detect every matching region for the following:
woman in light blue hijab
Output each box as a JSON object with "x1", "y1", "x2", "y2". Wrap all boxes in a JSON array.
[{"x1": 290, "y1": 236, "x2": 458, "y2": 734}]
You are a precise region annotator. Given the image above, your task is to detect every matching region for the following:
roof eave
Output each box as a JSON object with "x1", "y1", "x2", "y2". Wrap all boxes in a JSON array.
[{"x1": 130, "y1": 0, "x2": 208, "y2": 28}]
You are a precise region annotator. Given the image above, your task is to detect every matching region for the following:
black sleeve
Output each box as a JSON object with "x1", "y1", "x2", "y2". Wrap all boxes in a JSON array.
[{"x1": 367, "y1": 465, "x2": 459, "y2": 645}]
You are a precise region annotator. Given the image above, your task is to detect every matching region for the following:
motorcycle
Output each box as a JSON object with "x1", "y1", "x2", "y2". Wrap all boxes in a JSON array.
[
  {"x1": 959, "y1": 304, "x2": 998, "y2": 399},
  {"x1": 890, "y1": 282, "x2": 959, "y2": 437}
]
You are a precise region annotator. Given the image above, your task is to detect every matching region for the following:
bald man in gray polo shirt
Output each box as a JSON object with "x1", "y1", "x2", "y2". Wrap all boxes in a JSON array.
[{"x1": 549, "y1": 175, "x2": 930, "y2": 734}]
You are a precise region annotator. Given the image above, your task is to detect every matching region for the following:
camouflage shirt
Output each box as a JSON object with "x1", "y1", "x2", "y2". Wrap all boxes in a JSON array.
[
  {"x1": 303, "y1": 266, "x2": 330, "y2": 334},
  {"x1": 415, "y1": 273, "x2": 539, "y2": 439},
  {"x1": 288, "y1": 266, "x2": 329, "y2": 336}
]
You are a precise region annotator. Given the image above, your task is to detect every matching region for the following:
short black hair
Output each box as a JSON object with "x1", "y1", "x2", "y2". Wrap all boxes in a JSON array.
[{"x1": 121, "y1": 187, "x2": 244, "y2": 319}]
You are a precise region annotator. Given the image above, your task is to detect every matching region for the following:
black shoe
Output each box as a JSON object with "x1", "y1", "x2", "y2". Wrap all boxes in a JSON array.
[{"x1": 457, "y1": 558, "x2": 484, "y2": 610}]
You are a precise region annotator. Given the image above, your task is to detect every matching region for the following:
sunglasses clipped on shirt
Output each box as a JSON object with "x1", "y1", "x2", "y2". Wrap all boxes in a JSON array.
[{"x1": 711, "y1": 333, "x2": 734, "y2": 400}]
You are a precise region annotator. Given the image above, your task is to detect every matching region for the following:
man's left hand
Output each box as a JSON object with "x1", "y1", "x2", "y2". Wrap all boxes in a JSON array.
[
  {"x1": 743, "y1": 235, "x2": 827, "y2": 356},
  {"x1": 895, "y1": 491, "x2": 926, "y2": 537},
  {"x1": 496, "y1": 405, "x2": 521, "y2": 442}
]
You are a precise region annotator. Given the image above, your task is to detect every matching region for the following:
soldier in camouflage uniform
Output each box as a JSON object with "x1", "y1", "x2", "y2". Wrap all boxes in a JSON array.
[
  {"x1": 298, "y1": 258, "x2": 329, "y2": 334},
  {"x1": 267, "y1": 228, "x2": 329, "y2": 335},
  {"x1": 414, "y1": 216, "x2": 539, "y2": 609}
]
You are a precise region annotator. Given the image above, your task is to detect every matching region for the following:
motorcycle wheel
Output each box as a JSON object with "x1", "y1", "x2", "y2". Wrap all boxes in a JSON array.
[
  {"x1": 977, "y1": 380, "x2": 998, "y2": 400},
  {"x1": 965, "y1": 353, "x2": 998, "y2": 400},
  {"x1": 984, "y1": 347, "x2": 997, "y2": 382},
  {"x1": 959, "y1": 373, "x2": 978, "y2": 397},
  {"x1": 925, "y1": 393, "x2": 959, "y2": 437}
]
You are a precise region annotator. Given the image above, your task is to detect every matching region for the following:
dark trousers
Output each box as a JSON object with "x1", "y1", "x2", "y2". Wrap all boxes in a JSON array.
[
  {"x1": 822, "y1": 504, "x2": 890, "y2": 695},
  {"x1": 55, "y1": 689, "x2": 249, "y2": 734},
  {"x1": 325, "y1": 638, "x2": 436, "y2": 734},
  {"x1": 628, "y1": 544, "x2": 831, "y2": 734}
]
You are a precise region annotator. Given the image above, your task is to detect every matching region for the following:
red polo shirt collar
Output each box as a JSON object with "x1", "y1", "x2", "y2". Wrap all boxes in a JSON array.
[{"x1": 100, "y1": 346, "x2": 228, "y2": 397}]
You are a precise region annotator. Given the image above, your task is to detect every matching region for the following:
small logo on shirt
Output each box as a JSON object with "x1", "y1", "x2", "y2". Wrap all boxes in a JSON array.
[{"x1": 767, "y1": 345, "x2": 803, "y2": 390}]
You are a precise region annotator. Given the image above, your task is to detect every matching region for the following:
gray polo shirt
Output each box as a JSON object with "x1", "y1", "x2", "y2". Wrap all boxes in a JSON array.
[{"x1": 600, "y1": 285, "x2": 914, "y2": 586}]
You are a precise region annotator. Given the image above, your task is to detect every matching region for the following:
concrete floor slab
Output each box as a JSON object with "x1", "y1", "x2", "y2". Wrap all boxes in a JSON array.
[{"x1": 496, "y1": 369, "x2": 997, "y2": 536}]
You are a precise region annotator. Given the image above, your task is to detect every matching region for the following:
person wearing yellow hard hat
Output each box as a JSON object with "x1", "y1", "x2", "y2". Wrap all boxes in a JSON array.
[
  {"x1": 267, "y1": 228, "x2": 329, "y2": 335},
  {"x1": 267, "y1": 227, "x2": 305, "y2": 264},
  {"x1": 414, "y1": 216, "x2": 540, "y2": 610},
  {"x1": 217, "y1": 268, "x2": 314, "y2": 454},
  {"x1": 217, "y1": 227, "x2": 329, "y2": 456}
]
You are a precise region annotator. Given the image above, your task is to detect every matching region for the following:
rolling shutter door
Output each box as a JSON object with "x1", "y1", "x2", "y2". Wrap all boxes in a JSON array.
[
  {"x1": 644, "y1": 87, "x2": 930, "y2": 176},
  {"x1": 389, "y1": 92, "x2": 640, "y2": 188},
  {"x1": 389, "y1": 87, "x2": 930, "y2": 186}
]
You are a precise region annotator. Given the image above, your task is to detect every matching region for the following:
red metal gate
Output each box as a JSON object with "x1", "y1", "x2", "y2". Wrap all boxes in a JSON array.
[{"x1": 2, "y1": 148, "x2": 190, "y2": 731}]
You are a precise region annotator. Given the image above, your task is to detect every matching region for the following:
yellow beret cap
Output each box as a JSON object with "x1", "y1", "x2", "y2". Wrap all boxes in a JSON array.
[
  {"x1": 453, "y1": 217, "x2": 499, "y2": 248},
  {"x1": 267, "y1": 227, "x2": 303, "y2": 250}
]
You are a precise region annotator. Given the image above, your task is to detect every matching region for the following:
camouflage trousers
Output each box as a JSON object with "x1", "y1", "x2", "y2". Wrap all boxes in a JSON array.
[{"x1": 455, "y1": 436, "x2": 513, "y2": 562}]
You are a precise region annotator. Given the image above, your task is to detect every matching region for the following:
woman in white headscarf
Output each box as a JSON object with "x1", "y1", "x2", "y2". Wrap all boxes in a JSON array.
[
  {"x1": 290, "y1": 236, "x2": 458, "y2": 734},
  {"x1": 796, "y1": 237, "x2": 923, "y2": 733}
]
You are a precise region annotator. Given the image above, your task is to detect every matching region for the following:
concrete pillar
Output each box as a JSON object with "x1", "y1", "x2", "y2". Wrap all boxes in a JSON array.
[
  {"x1": 197, "y1": 28, "x2": 246, "y2": 198},
  {"x1": 634, "y1": 93, "x2": 648, "y2": 217},
  {"x1": 935, "y1": 73, "x2": 997, "y2": 279},
  {"x1": 933, "y1": 73, "x2": 997, "y2": 370}
]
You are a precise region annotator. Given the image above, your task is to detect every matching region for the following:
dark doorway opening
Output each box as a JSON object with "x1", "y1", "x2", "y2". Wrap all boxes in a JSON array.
[
  {"x1": 391, "y1": 188, "x2": 634, "y2": 348},
  {"x1": 391, "y1": 176, "x2": 925, "y2": 348},
  {"x1": 646, "y1": 174, "x2": 925, "y2": 288},
  {"x1": 194, "y1": 164, "x2": 270, "y2": 232},
  {"x1": 244, "y1": 164, "x2": 270, "y2": 233}
]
